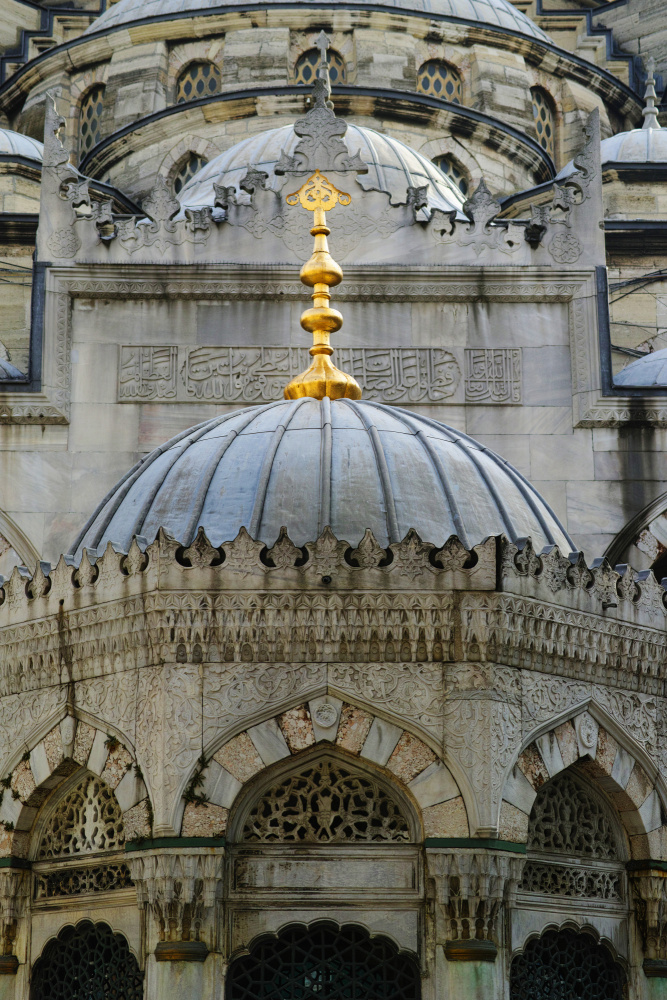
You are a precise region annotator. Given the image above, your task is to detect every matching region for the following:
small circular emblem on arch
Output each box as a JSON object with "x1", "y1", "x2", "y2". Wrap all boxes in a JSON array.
[
  {"x1": 240, "y1": 756, "x2": 412, "y2": 843},
  {"x1": 30, "y1": 920, "x2": 143, "y2": 1000},
  {"x1": 227, "y1": 922, "x2": 420, "y2": 1000},
  {"x1": 510, "y1": 928, "x2": 624, "y2": 1000}
]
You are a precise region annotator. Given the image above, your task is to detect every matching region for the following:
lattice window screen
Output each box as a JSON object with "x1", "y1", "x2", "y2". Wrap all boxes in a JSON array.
[
  {"x1": 526, "y1": 772, "x2": 618, "y2": 859},
  {"x1": 36, "y1": 774, "x2": 125, "y2": 860},
  {"x1": 433, "y1": 154, "x2": 469, "y2": 195},
  {"x1": 242, "y1": 759, "x2": 410, "y2": 842},
  {"x1": 176, "y1": 61, "x2": 221, "y2": 103},
  {"x1": 295, "y1": 48, "x2": 346, "y2": 85},
  {"x1": 531, "y1": 87, "x2": 556, "y2": 159},
  {"x1": 417, "y1": 61, "x2": 461, "y2": 103},
  {"x1": 79, "y1": 85, "x2": 105, "y2": 159},
  {"x1": 510, "y1": 929, "x2": 623, "y2": 1000},
  {"x1": 31, "y1": 921, "x2": 143, "y2": 1000},
  {"x1": 174, "y1": 153, "x2": 208, "y2": 194}
]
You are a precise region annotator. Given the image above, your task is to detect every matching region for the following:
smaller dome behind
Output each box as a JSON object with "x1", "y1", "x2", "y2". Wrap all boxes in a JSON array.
[
  {"x1": 71, "y1": 398, "x2": 574, "y2": 559},
  {"x1": 0, "y1": 129, "x2": 44, "y2": 162},
  {"x1": 614, "y1": 348, "x2": 667, "y2": 387},
  {"x1": 178, "y1": 124, "x2": 466, "y2": 216}
]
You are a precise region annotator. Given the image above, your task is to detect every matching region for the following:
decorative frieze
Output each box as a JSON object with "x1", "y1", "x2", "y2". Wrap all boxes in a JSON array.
[{"x1": 117, "y1": 344, "x2": 514, "y2": 405}]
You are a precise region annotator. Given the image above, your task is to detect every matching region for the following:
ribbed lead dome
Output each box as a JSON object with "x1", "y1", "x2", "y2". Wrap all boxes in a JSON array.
[{"x1": 71, "y1": 399, "x2": 573, "y2": 558}]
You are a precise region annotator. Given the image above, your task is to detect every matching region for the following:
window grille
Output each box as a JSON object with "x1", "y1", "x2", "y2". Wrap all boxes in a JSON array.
[
  {"x1": 531, "y1": 88, "x2": 556, "y2": 159},
  {"x1": 433, "y1": 154, "x2": 469, "y2": 195},
  {"x1": 242, "y1": 758, "x2": 410, "y2": 843},
  {"x1": 36, "y1": 774, "x2": 124, "y2": 860},
  {"x1": 176, "y1": 61, "x2": 221, "y2": 103},
  {"x1": 79, "y1": 85, "x2": 104, "y2": 159},
  {"x1": 174, "y1": 153, "x2": 208, "y2": 195},
  {"x1": 510, "y1": 929, "x2": 623, "y2": 1000},
  {"x1": 417, "y1": 61, "x2": 461, "y2": 103},
  {"x1": 227, "y1": 922, "x2": 420, "y2": 1000},
  {"x1": 34, "y1": 863, "x2": 133, "y2": 899},
  {"x1": 30, "y1": 920, "x2": 143, "y2": 1000},
  {"x1": 526, "y1": 771, "x2": 618, "y2": 859},
  {"x1": 295, "y1": 48, "x2": 346, "y2": 86}
]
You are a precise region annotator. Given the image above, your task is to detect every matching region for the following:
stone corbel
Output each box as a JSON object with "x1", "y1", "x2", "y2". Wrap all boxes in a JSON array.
[
  {"x1": 631, "y1": 870, "x2": 667, "y2": 977},
  {"x1": 127, "y1": 849, "x2": 223, "y2": 962},
  {"x1": 428, "y1": 850, "x2": 525, "y2": 961},
  {"x1": 0, "y1": 868, "x2": 29, "y2": 975}
]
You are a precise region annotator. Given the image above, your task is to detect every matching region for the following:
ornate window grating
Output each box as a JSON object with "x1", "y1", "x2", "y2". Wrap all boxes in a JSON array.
[
  {"x1": 520, "y1": 861, "x2": 622, "y2": 902},
  {"x1": 227, "y1": 922, "x2": 420, "y2": 1000},
  {"x1": 417, "y1": 61, "x2": 461, "y2": 103},
  {"x1": 79, "y1": 85, "x2": 105, "y2": 159},
  {"x1": 36, "y1": 774, "x2": 124, "y2": 860},
  {"x1": 295, "y1": 48, "x2": 346, "y2": 86},
  {"x1": 174, "y1": 153, "x2": 208, "y2": 195},
  {"x1": 531, "y1": 87, "x2": 556, "y2": 159},
  {"x1": 527, "y1": 772, "x2": 618, "y2": 859},
  {"x1": 176, "y1": 61, "x2": 221, "y2": 103},
  {"x1": 31, "y1": 920, "x2": 143, "y2": 1000},
  {"x1": 433, "y1": 154, "x2": 469, "y2": 195},
  {"x1": 241, "y1": 758, "x2": 411, "y2": 843},
  {"x1": 34, "y1": 863, "x2": 133, "y2": 900},
  {"x1": 510, "y1": 929, "x2": 624, "y2": 1000}
]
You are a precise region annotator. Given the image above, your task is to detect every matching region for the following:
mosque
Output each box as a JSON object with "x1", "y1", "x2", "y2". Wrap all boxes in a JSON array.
[{"x1": 1, "y1": 0, "x2": 667, "y2": 997}]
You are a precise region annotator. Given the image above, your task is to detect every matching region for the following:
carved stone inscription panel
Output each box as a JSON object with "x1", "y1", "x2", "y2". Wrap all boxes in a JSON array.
[{"x1": 118, "y1": 345, "x2": 523, "y2": 405}]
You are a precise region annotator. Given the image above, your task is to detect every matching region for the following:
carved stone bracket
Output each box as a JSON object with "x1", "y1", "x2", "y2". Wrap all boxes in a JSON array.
[
  {"x1": 127, "y1": 849, "x2": 223, "y2": 958},
  {"x1": 428, "y1": 850, "x2": 525, "y2": 961},
  {"x1": 0, "y1": 869, "x2": 29, "y2": 974},
  {"x1": 631, "y1": 871, "x2": 667, "y2": 975}
]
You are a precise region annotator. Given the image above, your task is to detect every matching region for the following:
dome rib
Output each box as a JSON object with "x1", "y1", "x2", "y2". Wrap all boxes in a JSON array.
[
  {"x1": 347, "y1": 400, "x2": 402, "y2": 544},
  {"x1": 249, "y1": 398, "x2": 308, "y2": 538},
  {"x1": 71, "y1": 398, "x2": 574, "y2": 558}
]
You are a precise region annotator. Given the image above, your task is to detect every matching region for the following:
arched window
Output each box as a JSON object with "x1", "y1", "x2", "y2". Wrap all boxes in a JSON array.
[
  {"x1": 79, "y1": 84, "x2": 105, "y2": 159},
  {"x1": 227, "y1": 922, "x2": 420, "y2": 1000},
  {"x1": 519, "y1": 769, "x2": 625, "y2": 903},
  {"x1": 176, "y1": 60, "x2": 221, "y2": 103},
  {"x1": 510, "y1": 928, "x2": 624, "y2": 1000},
  {"x1": 35, "y1": 772, "x2": 124, "y2": 860},
  {"x1": 240, "y1": 757, "x2": 411, "y2": 843},
  {"x1": 31, "y1": 921, "x2": 143, "y2": 1000},
  {"x1": 417, "y1": 60, "x2": 461, "y2": 103},
  {"x1": 173, "y1": 153, "x2": 208, "y2": 195},
  {"x1": 433, "y1": 154, "x2": 470, "y2": 196},
  {"x1": 295, "y1": 48, "x2": 346, "y2": 86},
  {"x1": 531, "y1": 87, "x2": 556, "y2": 159}
]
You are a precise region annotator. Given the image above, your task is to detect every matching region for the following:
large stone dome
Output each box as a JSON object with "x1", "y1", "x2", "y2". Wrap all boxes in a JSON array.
[
  {"x1": 85, "y1": 0, "x2": 550, "y2": 42},
  {"x1": 71, "y1": 398, "x2": 573, "y2": 558},
  {"x1": 179, "y1": 124, "x2": 466, "y2": 217}
]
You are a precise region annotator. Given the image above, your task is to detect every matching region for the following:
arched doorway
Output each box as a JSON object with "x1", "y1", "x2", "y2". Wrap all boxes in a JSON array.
[
  {"x1": 510, "y1": 928, "x2": 624, "y2": 1000},
  {"x1": 30, "y1": 920, "x2": 143, "y2": 1000},
  {"x1": 227, "y1": 921, "x2": 420, "y2": 1000}
]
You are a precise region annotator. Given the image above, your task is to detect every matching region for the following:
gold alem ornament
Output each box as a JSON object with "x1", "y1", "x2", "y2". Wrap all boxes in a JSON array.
[{"x1": 284, "y1": 169, "x2": 362, "y2": 400}]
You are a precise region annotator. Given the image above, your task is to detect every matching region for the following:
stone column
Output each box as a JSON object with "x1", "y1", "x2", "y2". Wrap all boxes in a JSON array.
[
  {"x1": 0, "y1": 869, "x2": 29, "y2": 1000},
  {"x1": 428, "y1": 849, "x2": 525, "y2": 1000},
  {"x1": 127, "y1": 849, "x2": 224, "y2": 1000},
  {"x1": 632, "y1": 871, "x2": 667, "y2": 995}
]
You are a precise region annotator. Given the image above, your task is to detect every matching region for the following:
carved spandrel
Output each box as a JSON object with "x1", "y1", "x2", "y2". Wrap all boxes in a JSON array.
[
  {"x1": 464, "y1": 348, "x2": 522, "y2": 404},
  {"x1": 117, "y1": 345, "x2": 484, "y2": 405}
]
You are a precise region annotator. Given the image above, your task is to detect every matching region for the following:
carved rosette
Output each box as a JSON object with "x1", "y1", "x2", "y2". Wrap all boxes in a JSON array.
[
  {"x1": 127, "y1": 849, "x2": 223, "y2": 960},
  {"x1": 428, "y1": 850, "x2": 525, "y2": 961},
  {"x1": 0, "y1": 869, "x2": 29, "y2": 974}
]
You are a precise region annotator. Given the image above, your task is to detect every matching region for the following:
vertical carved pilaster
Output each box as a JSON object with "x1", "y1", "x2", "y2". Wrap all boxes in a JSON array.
[
  {"x1": 127, "y1": 849, "x2": 223, "y2": 962},
  {"x1": 0, "y1": 869, "x2": 29, "y2": 974},
  {"x1": 632, "y1": 871, "x2": 667, "y2": 977},
  {"x1": 428, "y1": 850, "x2": 525, "y2": 961}
]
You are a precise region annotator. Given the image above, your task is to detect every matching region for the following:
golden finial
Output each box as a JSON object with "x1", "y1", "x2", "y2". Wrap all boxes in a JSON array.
[{"x1": 283, "y1": 169, "x2": 362, "y2": 400}]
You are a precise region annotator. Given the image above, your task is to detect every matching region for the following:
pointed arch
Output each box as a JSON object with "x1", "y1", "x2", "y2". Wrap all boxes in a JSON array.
[
  {"x1": 499, "y1": 704, "x2": 667, "y2": 857},
  {"x1": 175, "y1": 700, "x2": 467, "y2": 843}
]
